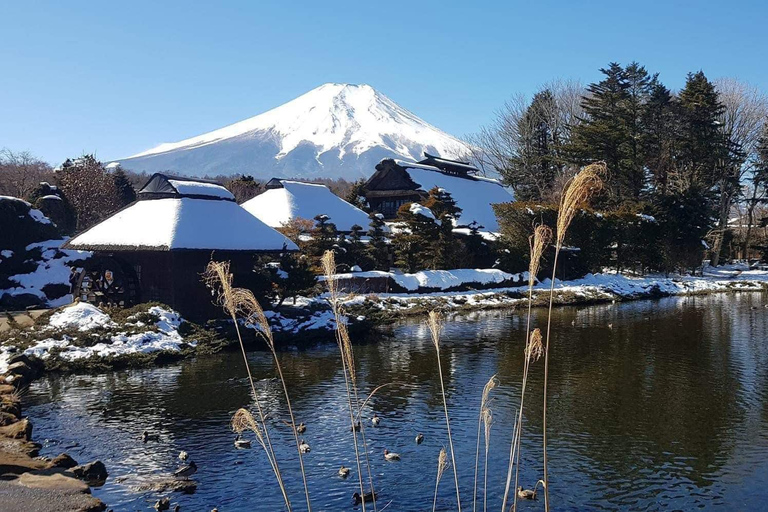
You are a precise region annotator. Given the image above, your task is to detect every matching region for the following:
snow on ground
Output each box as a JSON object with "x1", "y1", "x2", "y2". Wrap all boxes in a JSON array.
[
  {"x1": 321, "y1": 268, "x2": 525, "y2": 292},
  {"x1": 314, "y1": 263, "x2": 768, "y2": 314},
  {"x1": 0, "y1": 303, "x2": 191, "y2": 373},
  {"x1": 47, "y1": 302, "x2": 114, "y2": 331},
  {"x1": 2, "y1": 239, "x2": 90, "y2": 308}
]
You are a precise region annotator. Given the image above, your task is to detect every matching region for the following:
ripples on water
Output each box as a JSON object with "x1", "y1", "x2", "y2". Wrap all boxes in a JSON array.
[{"x1": 23, "y1": 292, "x2": 768, "y2": 511}]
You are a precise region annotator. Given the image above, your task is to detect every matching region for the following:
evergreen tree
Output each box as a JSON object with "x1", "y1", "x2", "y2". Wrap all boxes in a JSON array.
[
  {"x1": 570, "y1": 62, "x2": 655, "y2": 203},
  {"x1": 462, "y1": 221, "x2": 494, "y2": 268},
  {"x1": 344, "y1": 179, "x2": 369, "y2": 211},
  {"x1": 112, "y1": 168, "x2": 136, "y2": 206},
  {"x1": 274, "y1": 252, "x2": 316, "y2": 306},
  {"x1": 392, "y1": 202, "x2": 440, "y2": 272},
  {"x1": 227, "y1": 175, "x2": 261, "y2": 203},
  {"x1": 642, "y1": 82, "x2": 677, "y2": 196},
  {"x1": 504, "y1": 89, "x2": 564, "y2": 200},
  {"x1": 422, "y1": 187, "x2": 462, "y2": 269},
  {"x1": 303, "y1": 214, "x2": 339, "y2": 271},
  {"x1": 366, "y1": 213, "x2": 391, "y2": 270}
]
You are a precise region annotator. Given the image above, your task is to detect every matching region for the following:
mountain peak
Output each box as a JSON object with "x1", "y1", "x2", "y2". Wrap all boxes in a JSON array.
[{"x1": 115, "y1": 84, "x2": 470, "y2": 180}]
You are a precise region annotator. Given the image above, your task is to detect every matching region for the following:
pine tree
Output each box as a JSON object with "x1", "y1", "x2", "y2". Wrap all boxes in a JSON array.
[
  {"x1": 274, "y1": 252, "x2": 316, "y2": 306},
  {"x1": 570, "y1": 62, "x2": 655, "y2": 203},
  {"x1": 421, "y1": 187, "x2": 462, "y2": 269},
  {"x1": 642, "y1": 82, "x2": 677, "y2": 196},
  {"x1": 506, "y1": 89, "x2": 564, "y2": 200},
  {"x1": 392, "y1": 202, "x2": 440, "y2": 272},
  {"x1": 112, "y1": 168, "x2": 136, "y2": 207},
  {"x1": 462, "y1": 221, "x2": 494, "y2": 268},
  {"x1": 344, "y1": 179, "x2": 369, "y2": 211},
  {"x1": 367, "y1": 213, "x2": 391, "y2": 270},
  {"x1": 303, "y1": 214, "x2": 339, "y2": 271}
]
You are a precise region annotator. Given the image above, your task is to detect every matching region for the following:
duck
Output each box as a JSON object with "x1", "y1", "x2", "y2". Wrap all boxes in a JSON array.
[
  {"x1": 178, "y1": 451, "x2": 188, "y2": 461},
  {"x1": 299, "y1": 439, "x2": 311, "y2": 453},
  {"x1": 383, "y1": 449, "x2": 400, "y2": 461},
  {"x1": 415, "y1": 433, "x2": 424, "y2": 445},
  {"x1": 350, "y1": 421, "x2": 362, "y2": 432},
  {"x1": 142, "y1": 430, "x2": 160, "y2": 443},
  {"x1": 371, "y1": 414, "x2": 381, "y2": 427},
  {"x1": 296, "y1": 422, "x2": 307, "y2": 434},
  {"x1": 352, "y1": 491, "x2": 377, "y2": 504},
  {"x1": 338, "y1": 465, "x2": 350, "y2": 478},
  {"x1": 173, "y1": 461, "x2": 197, "y2": 480},
  {"x1": 234, "y1": 435, "x2": 251, "y2": 449},
  {"x1": 154, "y1": 497, "x2": 170, "y2": 511},
  {"x1": 517, "y1": 479, "x2": 544, "y2": 500}
]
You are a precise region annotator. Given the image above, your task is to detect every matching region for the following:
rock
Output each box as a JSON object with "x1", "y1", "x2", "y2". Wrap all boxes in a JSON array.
[
  {"x1": 18, "y1": 471, "x2": 91, "y2": 493},
  {"x1": 6, "y1": 353, "x2": 34, "y2": 368},
  {"x1": 70, "y1": 460, "x2": 108, "y2": 484},
  {"x1": 0, "y1": 439, "x2": 48, "y2": 474},
  {"x1": 50, "y1": 453, "x2": 79, "y2": 469},
  {"x1": 130, "y1": 476, "x2": 197, "y2": 494},
  {"x1": 0, "y1": 396, "x2": 21, "y2": 418},
  {"x1": 7, "y1": 361, "x2": 34, "y2": 379},
  {"x1": 1, "y1": 411, "x2": 19, "y2": 426},
  {"x1": 0, "y1": 418, "x2": 32, "y2": 440},
  {"x1": 0, "y1": 384, "x2": 16, "y2": 394},
  {"x1": 0, "y1": 479, "x2": 106, "y2": 512}
]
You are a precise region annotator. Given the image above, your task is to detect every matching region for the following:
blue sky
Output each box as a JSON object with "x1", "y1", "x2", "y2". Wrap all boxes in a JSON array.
[{"x1": 2, "y1": 0, "x2": 766, "y2": 165}]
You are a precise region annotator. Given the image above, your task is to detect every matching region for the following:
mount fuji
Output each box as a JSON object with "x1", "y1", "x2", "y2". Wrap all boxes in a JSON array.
[{"x1": 112, "y1": 83, "x2": 472, "y2": 180}]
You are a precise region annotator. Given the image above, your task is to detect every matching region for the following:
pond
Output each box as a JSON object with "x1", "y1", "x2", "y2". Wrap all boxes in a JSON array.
[{"x1": 23, "y1": 292, "x2": 768, "y2": 511}]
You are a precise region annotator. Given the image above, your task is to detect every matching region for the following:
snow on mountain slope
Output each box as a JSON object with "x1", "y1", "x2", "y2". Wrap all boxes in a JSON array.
[{"x1": 113, "y1": 83, "x2": 471, "y2": 180}]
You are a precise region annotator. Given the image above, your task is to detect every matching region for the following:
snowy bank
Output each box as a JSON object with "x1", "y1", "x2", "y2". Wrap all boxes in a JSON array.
[
  {"x1": 320, "y1": 268, "x2": 526, "y2": 293},
  {"x1": 320, "y1": 264, "x2": 768, "y2": 317},
  {"x1": 0, "y1": 302, "x2": 191, "y2": 373}
]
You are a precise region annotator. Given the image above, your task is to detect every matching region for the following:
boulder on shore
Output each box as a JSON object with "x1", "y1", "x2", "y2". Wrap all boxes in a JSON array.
[{"x1": 70, "y1": 460, "x2": 108, "y2": 485}]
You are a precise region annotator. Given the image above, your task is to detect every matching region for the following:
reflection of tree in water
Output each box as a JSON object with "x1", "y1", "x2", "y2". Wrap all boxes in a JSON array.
[{"x1": 508, "y1": 295, "x2": 751, "y2": 508}]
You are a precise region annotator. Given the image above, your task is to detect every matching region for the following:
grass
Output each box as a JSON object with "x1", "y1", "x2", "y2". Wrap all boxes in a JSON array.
[{"x1": 428, "y1": 311, "x2": 463, "y2": 512}]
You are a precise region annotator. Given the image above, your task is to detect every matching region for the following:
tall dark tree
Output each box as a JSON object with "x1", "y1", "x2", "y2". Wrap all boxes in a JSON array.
[
  {"x1": 112, "y1": 168, "x2": 136, "y2": 206},
  {"x1": 366, "y1": 213, "x2": 391, "y2": 270},
  {"x1": 505, "y1": 89, "x2": 564, "y2": 200},
  {"x1": 392, "y1": 203, "x2": 440, "y2": 272},
  {"x1": 570, "y1": 62, "x2": 656, "y2": 203},
  {"x1": 56, "y1": 155, "x2": 122, "y2": 231},
  {"x1": 422, "y1": 187, "x2": 462, "y2": 269},
  {"x1": 642, "y1": 82, "x2": 677, "y2": 196},
  {"x1": 344, "y1": 179, "x2": 369, "y2": 211}
]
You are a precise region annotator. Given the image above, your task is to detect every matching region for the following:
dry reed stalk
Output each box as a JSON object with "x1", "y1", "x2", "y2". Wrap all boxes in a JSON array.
[
  {"x1": 482, "y1": 407, "x2": 493, "y2": 512},
  {"x1": 428, "y1": 310, "x2": 462, "y2": 512},
  {"x1": 236, "y1": 286, "x2": 312, "y2": 511},
  {"x1": 502, "y1": 224, "x2": 551, "y2": 512},
  {"x1": 511, "y1": 329, "x2": 544, "y2": 512},
  {"x1": 322, "y1": 251, "x2": 378, "y2": 512},
  {"x1": 542, "y1": 163, "x2": 604, "y2": 511},
  {"x1": 203, "y1": 261, "x2": 291, "y2": 511},
  {"x1": 473, "y1": 375, "x2": 498, "y2": 512},
  {"x1": 433, "y1": 447, "x2": 449, "y2": 512}
]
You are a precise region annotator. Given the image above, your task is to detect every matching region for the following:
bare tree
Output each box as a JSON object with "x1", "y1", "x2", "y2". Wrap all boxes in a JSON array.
[
  {"x1": 710, "y1": 78, "x2": 768, "y2": 265},
  {"x1": 466, "y1": 79, "x2": 585, "y2": 200},
  {"x1": 0, "y1": 148, "x2": 53, "y2": 198},
  {"x1": 57, "y1": 155, "x2": 122, "y2": 231}
]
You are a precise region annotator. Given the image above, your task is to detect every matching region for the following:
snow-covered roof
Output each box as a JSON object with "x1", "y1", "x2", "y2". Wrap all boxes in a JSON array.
[
  {"x1": 138, "y1": 173, "x2": 235, "y2": 201},
  {"x1": 241, "y1": 179, "x2": 372, "y2": 232},
  {"x1": 394, "y1": 160, "x2": 514, "y2": 231},
  {"x1": 65, "y1": 197, "x2": 297, "y2": 252}
]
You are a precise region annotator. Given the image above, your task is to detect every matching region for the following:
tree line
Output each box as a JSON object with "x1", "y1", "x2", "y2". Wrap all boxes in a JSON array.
[{"x1": 470, "y1": 63, "x2": 768, "y2": 267}]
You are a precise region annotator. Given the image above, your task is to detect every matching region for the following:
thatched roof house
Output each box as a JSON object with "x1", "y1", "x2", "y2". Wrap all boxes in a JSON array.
[
  {"x1": 241, "y1": 178, "x2": 371, "y2": 232},
  {"x1": 64, "y1": 174, "x2": 296, "y2": 320},
  {"x1": 364, "y1": 155, "x2": 514, "y2": 232}
]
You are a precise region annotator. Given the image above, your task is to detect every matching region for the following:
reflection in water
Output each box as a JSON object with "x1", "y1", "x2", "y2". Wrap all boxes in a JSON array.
[{"x1": 23, "y1": 292, "x2": 768, "y2": 511}]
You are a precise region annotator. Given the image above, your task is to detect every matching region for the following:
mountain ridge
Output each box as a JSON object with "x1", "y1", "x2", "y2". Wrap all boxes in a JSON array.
[{"x1": 112, "y1": 83, "x2": 472, "y2": 180}]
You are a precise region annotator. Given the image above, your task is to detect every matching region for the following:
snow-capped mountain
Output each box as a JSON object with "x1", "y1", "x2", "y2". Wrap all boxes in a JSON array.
[{"x1": 113, "y1": 83, "x2": 472, "y2": 180}]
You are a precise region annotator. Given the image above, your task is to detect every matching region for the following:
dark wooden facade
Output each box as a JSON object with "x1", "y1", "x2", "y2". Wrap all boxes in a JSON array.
[{"x1": 364, "y1": 156, "x2": 481, "y2": 218}]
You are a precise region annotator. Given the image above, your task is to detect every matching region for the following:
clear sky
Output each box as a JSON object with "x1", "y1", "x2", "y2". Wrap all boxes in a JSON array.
[{"x1": 2, "y1": 0, "x2": 767, "y2": 165}]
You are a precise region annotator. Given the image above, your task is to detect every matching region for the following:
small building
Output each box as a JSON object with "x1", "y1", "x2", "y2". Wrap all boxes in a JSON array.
[
  {"x1": 241, "y1": 178, "x2": 372, "y2": 232},
  {"x1": 63, "y1": 173, "x2": 297, "y2": 321},
  {"x1": 364, "y1": 154, "x2": 514, "y2": 232}
]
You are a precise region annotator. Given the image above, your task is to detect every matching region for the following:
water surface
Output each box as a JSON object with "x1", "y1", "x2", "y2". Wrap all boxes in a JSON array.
[{"x1": 24, "y1": 292, "x2": 768, "y2": 511}]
